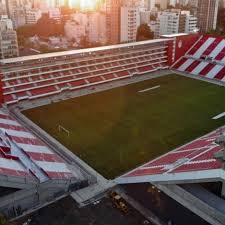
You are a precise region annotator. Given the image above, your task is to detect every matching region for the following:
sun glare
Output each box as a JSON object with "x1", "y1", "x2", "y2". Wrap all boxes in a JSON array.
[
  {"x1": 80, "y1": 0, "x2": 96, "y2": 9},
  {"x1": 68, "y1": 0, "x2": 100, "y2": 10}
]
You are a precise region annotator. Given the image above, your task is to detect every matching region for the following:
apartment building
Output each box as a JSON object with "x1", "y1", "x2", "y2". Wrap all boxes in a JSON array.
[{"x1": 0, "y1": 16, "x2": 19, "y2": 59}]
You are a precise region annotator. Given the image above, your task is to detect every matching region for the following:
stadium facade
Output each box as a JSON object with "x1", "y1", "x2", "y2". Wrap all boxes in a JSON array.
[{"x1": 0, "y1": 33, "x2": 224, "y2": 223}]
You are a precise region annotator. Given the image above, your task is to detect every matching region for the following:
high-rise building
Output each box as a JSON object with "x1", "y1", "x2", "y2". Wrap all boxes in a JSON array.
[
  {"x1": 155, "y1": 0, "x2": 168, "y2": 10},
  {"x1": 5, "y1": 0, "x2": 17, "y2": 19},
  {"x1": 155, "y1": 10, "x2": 180, "y2": 37},
  {"x1": 0, "y1": 0, "x2": 7, "y2": 15},
  {"x1": 147, "y1": 0, "x2": 156, "y2": 10},
  {"x1": 189, "y1": 0, "x2": 198, "y2": 7},
  {"x1": 197, "y1": 0, "x2": 219, "y2": 33},
  {"x1": 182, "y1": 10, "x2": 198, "y2": 33},
  {"x1": 106, "y1": 0, "x2": 121, "y2": 44},
  {"x1": 12, "y1": 7, "x2": 26, "y2": 28},
  {"x1": 25, "y1": 7, "x2": 42, "y2": 24},
  {"x1": 179, "y1": 0, "x2": 189, "y2": 6},
  {"x1": 120, "y1": 0, "x2": 142, "y2": 43},
  {"x1": 88, "y1": 12, "x2": 107, "y2": 44},
  {"x1": 48, "y1": 7, "x2": 61, "y2": 21},
  {"x1": 154, "y1": 9, "x2": 198, "y2": 37},
  {"x1": 0, "y1": 15, "x2": 19, "y2": 59},
  {"x1": 170, "y1": 0, "x2": 177, "y2": 7},
  {"x1": 140, "y1": 10, "x2": 151, "y2": 24},
  {"x1": 120, "y1": 5, "x2": 140, "y2": 43}
]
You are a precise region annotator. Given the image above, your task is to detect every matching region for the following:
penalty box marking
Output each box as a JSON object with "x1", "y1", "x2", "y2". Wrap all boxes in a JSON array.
[{"x1": 138, "y1": 85, "x2": 160, "y2": 93}]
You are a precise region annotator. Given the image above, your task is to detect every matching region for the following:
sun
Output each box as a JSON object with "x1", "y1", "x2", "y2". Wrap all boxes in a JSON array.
[
  {"x1": 68, "y1": 0, "x2": 101, "y2": 10},
  {"x1": 80, "y1": 0, "x2": 96, "y2": 9}
]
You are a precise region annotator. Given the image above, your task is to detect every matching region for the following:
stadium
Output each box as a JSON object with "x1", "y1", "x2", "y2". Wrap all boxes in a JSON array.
[{"x1": 0, "y1": 33, "x2": 224, "y2": 224}]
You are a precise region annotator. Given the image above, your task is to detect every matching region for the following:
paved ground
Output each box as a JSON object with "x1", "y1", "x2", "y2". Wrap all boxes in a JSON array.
[
  {"x1": 13, "y1": 196, "x2": 150, "y2": 225},
  {"x1": 121, "y1": 183, "x2": 210, "y2": 225}
]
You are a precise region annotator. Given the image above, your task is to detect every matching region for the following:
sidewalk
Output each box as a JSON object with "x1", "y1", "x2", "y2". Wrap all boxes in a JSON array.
[{"x1": 71, "y1": 180, "x2": 115, "y2": 206}]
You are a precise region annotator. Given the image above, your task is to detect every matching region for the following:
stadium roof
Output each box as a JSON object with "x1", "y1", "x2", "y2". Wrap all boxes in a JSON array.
[
  {"x1": 0, "y1": 38, "x2": 172, "y2": 64},
  {"x1": 116, "y1": 126, "x2": 225, "y2": 185},
  {"x1": 161, "y1": 33, "x2": 189, "y2": 38}
]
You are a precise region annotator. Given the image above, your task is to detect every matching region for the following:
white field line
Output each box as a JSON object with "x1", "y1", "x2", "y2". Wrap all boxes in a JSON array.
[
  {"x1": 212, "y1": 112, "x2": 225, "y2": 120},
  {"x1": 138, "y1": 85, "x2": 160, "y2": 93}
]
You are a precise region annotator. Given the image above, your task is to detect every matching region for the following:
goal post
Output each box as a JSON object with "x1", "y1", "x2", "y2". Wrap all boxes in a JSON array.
[{"x1": 58, "y1": 124, "x2": 70, "y2": 137}]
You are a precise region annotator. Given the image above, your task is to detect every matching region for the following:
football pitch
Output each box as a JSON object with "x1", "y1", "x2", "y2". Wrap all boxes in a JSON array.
[{"x1": 24, "y1": 74, "x2": 225, "y2": 179}]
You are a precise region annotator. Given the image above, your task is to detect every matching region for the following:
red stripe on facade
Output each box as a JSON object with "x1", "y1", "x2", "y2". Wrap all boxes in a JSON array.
[
  {"x1": 199, "y1": 63, "x2": 215, "y2": 76},
  {"x1": 10, "y1": 135, "x2": 45, "y2": 146},
  {"x1": 0, "y1": 123, "x2": 26, "y2": 132},
  {"x1": 214, "y1": 66, "x2": 225, "y2": 80}
]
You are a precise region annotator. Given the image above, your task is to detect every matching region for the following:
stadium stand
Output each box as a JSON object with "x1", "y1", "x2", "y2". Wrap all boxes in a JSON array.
[
  {"x1": 0, "y1": 109, "x2": 78, "y2": 184},
  {"x1": 116, "y1": 125, "x2": 225, "y2": 225},
  {"x1": 0, "y1": 108, "x2": 86, "y2": 218},
  {"x1": 0, "y1": 34, "x2": 224, "y2": 223},
  {"x1": 0, "y1": 39, "x2": 170, "y2": 105},
  {"x1": 173, "y1": 35, "x2": 225, "y2": 83},
  {"x1": 116, "y1": 125, "x2": 225, "y2": 183}
]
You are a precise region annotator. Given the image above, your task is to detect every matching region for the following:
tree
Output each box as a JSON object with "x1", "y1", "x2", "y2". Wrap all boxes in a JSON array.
[
  {"x1": 79, "y1": 35, "x2": 90, "y2": 48},
  {"x1": 150, "y1": 15, "x2": 156, "y2": 21},
  {"x1": 17, "y1": 35, "x2": 26, "y2": 46},
  {"x1": 60, "y1": 6, "x2": 75, "y2": 15},
  {"x1": 217, "y1": 8, "x2": 225, "y2": 35},
  {"x1": 17, "y1": 25, "x2": 36, "y2": 38},
  {"x1": 35, "y1": 14, "x2": 64, "y2": 37},
  {"x1": 136, "y1": 24, "x2": 154, "y2": 41},
  {"x1": 206, "y1": 29, "x2": 219, "y2": 35},
  {"x1": 17, "y1": 14, "x2": 64, "y2": 38}
]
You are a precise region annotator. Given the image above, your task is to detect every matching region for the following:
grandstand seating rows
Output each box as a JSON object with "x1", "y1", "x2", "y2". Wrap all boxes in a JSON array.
[
  {"x1": 123, "y1": 126, "x2": 224, "y2": 178},
  {"x1": 1, "y1": 43, "x2": 169, "y2": 105},
  {"x1": 173, "y1": 36, "x2": 225, "y2": 83},
  {"x1": 0, "y1": 109, "x2": 75, "y2": 181}
]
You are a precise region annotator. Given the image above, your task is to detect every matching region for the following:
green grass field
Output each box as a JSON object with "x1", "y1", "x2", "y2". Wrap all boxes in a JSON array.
[{"x1": 24, "y1": 74, "x2": 225, "y2": 179}]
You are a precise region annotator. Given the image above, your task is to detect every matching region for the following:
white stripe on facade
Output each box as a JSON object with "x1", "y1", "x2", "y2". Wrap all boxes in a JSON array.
[
  {"x1": 0, "y1": 158, "x2": 26, "y2": 171},
  {"x1": 0, "y1": 118, "x2": 21, "y2": 126},
  {"x1": 193, "y1": 38, "x2": 216, "y2": 58},
  {"x1": 191, "y1": 61, "x2": 209, "y2": 75},
  {"x1": 36, "y1": 161, "x2": 71, "y2": 173},
  {"x1": 205, "y1": 65, "x2": 223, "y2": 78},
  {"x1": 17, "y1": 143, "x2": 53, "y2": 154}
]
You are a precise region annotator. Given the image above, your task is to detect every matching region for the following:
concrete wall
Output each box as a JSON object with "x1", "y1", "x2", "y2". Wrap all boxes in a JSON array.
[
  {"x1": 157, "y1": 184, "x2": 225, "y2": 225},
  {"x1": 173, "y1": 34, "x2": 201, "y2": 61},
  {"x1": 0, "y1": 178, "x2": 86, "y2": 219}
]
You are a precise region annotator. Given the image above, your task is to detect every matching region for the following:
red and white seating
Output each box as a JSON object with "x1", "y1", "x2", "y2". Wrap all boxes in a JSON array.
[
  {"x1": 0, "y1": 40, "x2": 169, "y2": 105},
  {"x1": 173, "y1": 35, "x2": 225, "y2": 83},
  {"x1": 0, "y1": 109, "x2": 76, "y2": 183},
  {"x1": 116, "y1": 126, "x2": 225, "y2": 184}
]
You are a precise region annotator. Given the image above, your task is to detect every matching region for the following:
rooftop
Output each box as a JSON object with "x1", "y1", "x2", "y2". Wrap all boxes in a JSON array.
[{"x1": 0, "y1": 38, "x2": 171, "y2": 64}]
